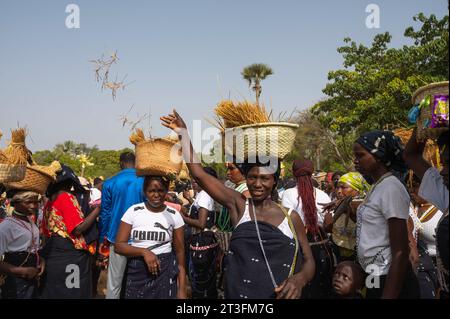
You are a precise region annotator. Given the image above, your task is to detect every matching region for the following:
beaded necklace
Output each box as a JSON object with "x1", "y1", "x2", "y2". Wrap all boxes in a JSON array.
[{"x1": 7, "y1": 212, "x2": 40, "y2": 267}]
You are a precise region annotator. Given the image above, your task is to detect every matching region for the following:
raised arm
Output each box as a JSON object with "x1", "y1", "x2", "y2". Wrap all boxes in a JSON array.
[
  {"x1": 403, "y1": 128, "x2": 430, "y2": 180},
  {"x1": 161, "y1": 110, "x2": 245, "y2": 214}
]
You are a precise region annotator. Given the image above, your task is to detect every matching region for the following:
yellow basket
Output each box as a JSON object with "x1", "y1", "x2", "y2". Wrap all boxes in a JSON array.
[
  {"x1": 0, "y1": 164, "x2": 26, "y2": 183},
  {"x1": 5, "y1": 164, "x2": 58, "y2": 195},
  {"x1": 223, "y1": 122, "x2": 299, "y2": 161},
  {"x1": 412, "y1": 81, "x2": 449, "y2": 142},
  {"x1": 135, "y1": 138, "x2": 183, "y2": 177}
]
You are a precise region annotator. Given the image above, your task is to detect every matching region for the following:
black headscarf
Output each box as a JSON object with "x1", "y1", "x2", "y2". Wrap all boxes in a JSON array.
[
  {"x1": 240, "y1": 156, "x2": 281, "y2": 185},
  {"x1": 356, "y1": 130, "x2": 408, "y2": 178},
  {"x1": 46, "y1": 164, "x2": 84, "y2": 196}
]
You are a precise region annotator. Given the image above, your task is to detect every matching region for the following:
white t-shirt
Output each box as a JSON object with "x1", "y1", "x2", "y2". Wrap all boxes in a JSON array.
[
  {"x1": 419, "y1": 207, "x2": 443, "y2": 257},
  {"x1": 0, "y1": 217, "x2": 40, "y2": 256},
  {"x1": 356, "y1": 175, "x2": 410, "y2": 275},
  {"x1": 281, "y1": 187, "x2": 331, "y2": 225},
  {"x1": 121, "y1": 203, "x2": 185, "y2": 255},
  {"x1": 90, "y1": 188, "x2": 102, "y2": 203},
  {"x1": 419, "y1": 167, "x2": 449, "y2": 213},
  {"x1": 193, "y1": 190, "x2": 215, "y2": 212}
]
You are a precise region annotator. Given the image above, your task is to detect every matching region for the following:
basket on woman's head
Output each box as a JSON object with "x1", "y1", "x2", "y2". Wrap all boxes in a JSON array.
[
  {"x1": 409, "y1": 81, "x2": 449, "y2": 142},
  {"x1": 5, "y1": 160, "x2": 62, "y2": 195},
  {"x1": 0, "y1": 128, "x2": 29, "y2": 183},
  {"x1": 130, "y1": 129, "x2": 183, "y2": 177},
  {"x1": 212, "y1": 100, "x2": 299, "y2": 162}
]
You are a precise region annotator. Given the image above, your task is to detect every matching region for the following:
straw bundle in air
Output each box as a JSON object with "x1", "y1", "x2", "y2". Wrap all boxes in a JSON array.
[
  {"x1": 129, "y1": 128, "x2": 179, "y2": 146},
  {"x1": 0, "y1": 130, "x2": 6, "y2": 163},
  {"x1": 129, "y1": 128, "x2": 146, "y2": 145},
  {"x1": 213, "y1": 100, "x2": 270, "y2": 130}
]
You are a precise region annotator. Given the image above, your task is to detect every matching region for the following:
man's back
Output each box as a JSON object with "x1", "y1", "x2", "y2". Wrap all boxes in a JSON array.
[{"x1": 99, "y1": 168, "x2": 145, "y2": 243}]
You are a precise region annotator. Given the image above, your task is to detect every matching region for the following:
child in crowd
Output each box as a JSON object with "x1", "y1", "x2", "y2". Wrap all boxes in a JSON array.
[{"x1": 332, "y1": 261, "x2": 364, "y2": 299}]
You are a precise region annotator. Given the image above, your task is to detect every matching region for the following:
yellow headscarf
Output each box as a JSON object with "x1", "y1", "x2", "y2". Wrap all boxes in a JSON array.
[{"x1": 339, "y1": 172, "x2": 370, "y2": 194}]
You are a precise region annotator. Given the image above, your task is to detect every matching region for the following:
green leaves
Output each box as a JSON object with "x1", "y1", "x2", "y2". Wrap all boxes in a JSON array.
[
  {"x1": 313, "y1": 12, "x2": 448, "y2": 137},
  {"x1": 241, "y1": 63, "x2": 274, "y2": 103},
  {"x1": 33, "y1": 143, "x2": 133, "y2": 179}
]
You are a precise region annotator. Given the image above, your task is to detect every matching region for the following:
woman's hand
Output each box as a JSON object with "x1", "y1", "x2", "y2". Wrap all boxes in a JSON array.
[
  {"x1": 274, "y1": 276, "x2": 304, "y2": 299},
  {"x1": 318, "y1": 200, "x2": 338, "y2": 213},
  {"x1": 177, "y1": 288, "x2": 187, "y2": 299},
  {"x1": 323, "y1": 211, "x2": 334, "y2": 233},
  {"x1": 142, "y1": 249, "x2": 160, "y2": 276},
  {"x1": 161, "y1": 110, "x2": 187, "y2": 133},
  {"x1": 13, "y1": 267, "x2": 40, "y2": 280},
  {"x1": 182, "y1": 190, "x2": 193, "y2": 203}
]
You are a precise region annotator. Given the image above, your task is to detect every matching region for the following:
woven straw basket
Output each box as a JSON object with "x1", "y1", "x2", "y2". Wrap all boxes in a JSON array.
[
  {"x1": 223, "y1": 122, "x2": 299, "y2": 161},
  {"x1": 135, "y1": 138, "x2": 183, "y2": 177},
  {"x1": 178, "y1": 163, "x2": 190, "y2": 180},
  {"x1": 412, "y1": 81, "x2": 449, "y2": 141},
  {"x1": 5, "y1": 164, "x2": 58, "y2": 194},
  {"x1": 0, "y1": 164, "x2": 26, "y2": 183},
  {"x1": 394, "y1": 128, "x2": 440, "y2": 167}
]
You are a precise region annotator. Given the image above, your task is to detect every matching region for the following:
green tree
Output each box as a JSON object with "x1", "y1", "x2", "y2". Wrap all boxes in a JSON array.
[
  {"x1": 312, "y1": 13, "x2": 448, "y2": 136},
  {"x1": 33, "y1": 145, "x2": 133, "y2": 179},
  {"x1": 284, "y1": 109, "x2": 354, "y2": 174},
  {"x1": 241, "y1": 63, "x2": 274, "y2": 105}
]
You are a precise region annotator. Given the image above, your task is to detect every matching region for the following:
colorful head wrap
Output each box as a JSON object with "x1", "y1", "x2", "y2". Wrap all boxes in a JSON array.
[
  {"x1": 356, "y1": 130, "x2": 407, "y2": 177},
  {"x1": 339, "y1": 172, "x2": 370, "y2": 195},
  {"x1": 10, "y1": 191, "x2": 40, "y2": 206}
]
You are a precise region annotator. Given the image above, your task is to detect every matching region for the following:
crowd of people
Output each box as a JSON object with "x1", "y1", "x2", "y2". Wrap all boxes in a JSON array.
[{"x1": 0, "y1": 112, "x2": 448, "y2": 299}]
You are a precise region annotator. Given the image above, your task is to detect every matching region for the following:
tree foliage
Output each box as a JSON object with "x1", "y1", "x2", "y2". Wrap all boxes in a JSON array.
[
  {"x1": 311, "y1": 13, "x2": 448, "y2": 136},
  {"x1": 241, "y1": 63, "x2": 274, "y2": 105},
  {"x1": 33, "y1": 141, "x2": 133, "y2": 179}
]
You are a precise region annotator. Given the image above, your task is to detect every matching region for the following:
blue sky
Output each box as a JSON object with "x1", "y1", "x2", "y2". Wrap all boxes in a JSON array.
[{"x1": 0, "y1": 0, "x2": 447, "y2": 152}]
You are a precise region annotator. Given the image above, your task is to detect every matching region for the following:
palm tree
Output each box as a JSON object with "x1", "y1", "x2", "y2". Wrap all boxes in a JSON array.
[{"x1": 241, "y1": 63, "x2": 273, "y2": 105}]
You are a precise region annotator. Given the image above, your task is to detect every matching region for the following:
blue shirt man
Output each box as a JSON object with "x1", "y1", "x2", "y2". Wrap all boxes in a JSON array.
[{"x1": 98, "y1": 152, "x2": 145, "y2": 299}]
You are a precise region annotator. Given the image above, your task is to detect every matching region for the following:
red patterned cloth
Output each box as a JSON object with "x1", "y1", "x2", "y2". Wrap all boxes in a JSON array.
[{"x1": 42, "y1": 192, "x2": 95, "y2": 254}]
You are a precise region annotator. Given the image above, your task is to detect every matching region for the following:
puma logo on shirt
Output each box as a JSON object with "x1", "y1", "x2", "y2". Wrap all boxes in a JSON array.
[
  {"x1": 122, "y1": 204, "x2": 185, "y2": 255},
  {"x1": 132, "y1": 230, "x2": 167, "y2": 242}
]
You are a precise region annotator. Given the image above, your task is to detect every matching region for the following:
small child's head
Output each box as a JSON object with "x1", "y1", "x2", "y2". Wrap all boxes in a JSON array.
[{"x1": 332, "y1": 261, "x2": 364, "y2": 297}]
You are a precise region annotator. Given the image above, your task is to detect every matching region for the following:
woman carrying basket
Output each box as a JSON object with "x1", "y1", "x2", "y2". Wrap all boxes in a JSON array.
[
  {"x1": 114, "y1": 175, "x2": 187, "y2": 299},
  {"x1": 161, "y1": 110, "x2": 315, "y2": 299}
]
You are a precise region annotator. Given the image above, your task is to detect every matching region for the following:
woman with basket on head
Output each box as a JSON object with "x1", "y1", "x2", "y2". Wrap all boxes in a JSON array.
[
  {"x1": 114, "y1": 175, "x2": 187, "y2": 299},
  {"x1": 0, "y1": 191, "x2": 44, "y2": 299},
  {"x1": 40, "y1": 165, "x2": 100, "y2": 299},
  {"x1": 404, "y1": 81, "x2": 449, "y2": 298},
  {"x1": 161, "y1": 110, "x2": 315, "y2": 299},
  {"x1": 114, "y1": 130, "x2": 187, "y2": 299}
]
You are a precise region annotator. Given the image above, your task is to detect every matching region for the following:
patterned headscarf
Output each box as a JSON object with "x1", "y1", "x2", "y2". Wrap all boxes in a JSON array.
[
  {"x1": 356, "y1": 130, "x2": 407, "y2": 177},
  {"x1": 339, "y1": 172, "x2": 370, "y2": 195},
  {"x1": 10, "y1": 191, "x2": 40, "y2": 206}
]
